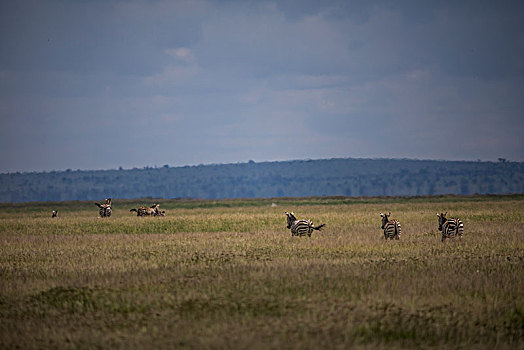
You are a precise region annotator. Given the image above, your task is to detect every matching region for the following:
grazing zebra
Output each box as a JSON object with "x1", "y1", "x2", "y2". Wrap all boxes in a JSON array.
[
  {"x1": 130, "y1": 204, "x2": 161, "y2": 216},
  {"x1": 95, "y1": 198, "x2": 112, "y2": 218},
  {"x1": 437, "y1": 212, "x2": 464, "y2": 242},
  {"x1": 285, "y1": 212, "x2": 325, "y2": 237},
  {"x1": 52, "y1": 210, "x2": 58, "y2": 218},
  {"x1": 380, "y1": 212, "x2": 401, "y2": 240}
]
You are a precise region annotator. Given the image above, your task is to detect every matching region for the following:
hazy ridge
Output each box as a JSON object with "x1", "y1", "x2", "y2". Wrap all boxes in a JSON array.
[{"x1": 1, "y1": 158, "x2": 523, "y2": 202}]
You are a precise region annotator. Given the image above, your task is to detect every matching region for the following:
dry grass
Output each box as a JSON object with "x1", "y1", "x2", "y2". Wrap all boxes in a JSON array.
[{"x1": 0, "y1": 196, "x2": 523, "y2": 349}]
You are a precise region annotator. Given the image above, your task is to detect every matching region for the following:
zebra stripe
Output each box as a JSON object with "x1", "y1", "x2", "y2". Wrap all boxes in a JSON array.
[
  {"x1": 291, "y1": 219, "x2": 315, "y2": 237},
  {"x1": 437, "y1": 212, "x2": 463, "y2": 242},
  {"x1": 380, "y1": 212, "x2": 401, "y2": 240},
  {"x1": 285, "y1": 212, "x2": 325, "y2": 237}
]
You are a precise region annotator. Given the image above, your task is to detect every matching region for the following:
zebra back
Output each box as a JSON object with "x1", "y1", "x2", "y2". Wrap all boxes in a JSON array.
[
  {"x1": 442, "y1": 218, "x2": 463, "y2": 242},
  {"x1": 137, "y1": 207, "x2": 152, "y2": 216},
  {"x1": 99, "y1": 206, "x2": 111, "y2": 217},
  {"x1": 285, "y1": 212, "x2": 325, "y2": 237},
  {"x1": 291, "y1": 219, "x2": 313, "y2": 237},
  {"x1": 437, "y1": 212, "x2": 463, "y2": 242},
  {"x1": 382, "y1": 220, "x2": 401, "y2": 240},
  {"x1": 96, "y1": 201, "x2": 112, "y2": 217},
  {"x1": 380, "y1": 212, "x2": 401, "y2": 240}
]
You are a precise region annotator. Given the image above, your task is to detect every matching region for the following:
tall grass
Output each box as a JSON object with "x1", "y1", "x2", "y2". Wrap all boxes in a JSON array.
[{"x1": 0, "y1": 196, "x2": 523, "y2": 349}]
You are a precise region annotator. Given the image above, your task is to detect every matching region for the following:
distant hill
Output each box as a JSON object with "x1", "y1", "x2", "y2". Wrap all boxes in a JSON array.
[{"x1": 1, "y1": 158, "x2": 523, "y2": 202}]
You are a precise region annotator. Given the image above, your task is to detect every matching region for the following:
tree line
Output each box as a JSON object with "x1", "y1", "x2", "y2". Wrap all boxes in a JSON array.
[{"x1": 1, "y1": 158, "x2": 522, "y2": 202}]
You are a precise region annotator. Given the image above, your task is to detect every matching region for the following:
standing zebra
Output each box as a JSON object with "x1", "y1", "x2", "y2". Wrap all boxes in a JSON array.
[
  {"x1": 285, "y1": 212, "x2": 325, "y2": 237},
  {"x1": 95, "y1": 198, "x2": 112, "y2": 218},
  {"x1": 380, "y1": 212, "x2": 401, "y2": 240},
  {"x1": 437, "y1": 212, "x2": 463, "y2": 242}
]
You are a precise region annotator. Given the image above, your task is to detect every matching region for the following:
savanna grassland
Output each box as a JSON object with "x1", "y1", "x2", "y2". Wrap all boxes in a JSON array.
[{"x1": 0, "y1": 195, "x2": 523, "y2": 349}]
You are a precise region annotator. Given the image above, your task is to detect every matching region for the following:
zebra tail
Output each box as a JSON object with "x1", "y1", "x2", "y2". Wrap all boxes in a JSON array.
[
  {"x1": 94, "y1": 203, "x2": 102, "y2": 208},
  {"x1": 313, "y1": 223, "x2": 325, "y2": 230}
]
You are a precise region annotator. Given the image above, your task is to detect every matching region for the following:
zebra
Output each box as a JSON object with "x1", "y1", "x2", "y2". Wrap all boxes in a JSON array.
[
  {"x1": 437, "y1": 212, "x2": 463, "y2": 242},
  {"x1": 130, "y1": 204, "x2": 161, "y2": 216},
  {"x1": 52, "y1": 210, "x2": 58, "y2": 218},
  {"x1": 285, "y1": 212, "x2": 325, "y2": 237},
  {"x1": 380, "y1": 212, "x2": 401, "y2": 240},
  {"x1": 95, "y1": 198, "x2": 112, "y2": 218}
]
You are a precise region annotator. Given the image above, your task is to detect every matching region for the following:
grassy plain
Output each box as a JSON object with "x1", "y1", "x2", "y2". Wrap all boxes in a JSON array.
[{"x1": 0, "y1": 195, "x2": 523, "y2": 349}]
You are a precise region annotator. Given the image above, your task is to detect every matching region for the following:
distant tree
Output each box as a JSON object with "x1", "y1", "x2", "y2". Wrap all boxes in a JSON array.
[{"x1": 1, "y1": 158, "x2": 523, "y2": 202}]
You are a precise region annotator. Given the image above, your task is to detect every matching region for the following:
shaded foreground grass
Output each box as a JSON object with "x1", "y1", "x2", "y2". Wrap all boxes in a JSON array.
[{"x1": 0, "y1": 196, "x2": 523, "y2": 349}]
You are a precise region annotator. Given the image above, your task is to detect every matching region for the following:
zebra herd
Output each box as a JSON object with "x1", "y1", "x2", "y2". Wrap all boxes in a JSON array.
[
  {"x1": 93, "y1": 198, "x2": 165, "y2": 217},
  {"x1": 378, "y1": 211, "x2": 463, "y2": 242},
  {"x1": 53, "y1": 199, "x2": 465, "y2": 242},
  {"x1": 130, "y1": 203, "x2": 166, "y2": 217},
  {"x1": 285, "y1": 210, "x2": 463, "y2": 242}
]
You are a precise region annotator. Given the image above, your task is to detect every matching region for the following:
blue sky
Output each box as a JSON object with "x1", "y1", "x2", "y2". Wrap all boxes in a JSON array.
[{"x1": 1, "y1": 0, "x2": 523, "y2": 172}]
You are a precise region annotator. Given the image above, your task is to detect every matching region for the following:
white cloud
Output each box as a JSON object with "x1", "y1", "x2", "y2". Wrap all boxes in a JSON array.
[
  {"x1": 143, "y1": 64, "x2": 198, "y2": 86},
  {"x1": 165, "y1": 47, "x2": 195, "y2": 63}
]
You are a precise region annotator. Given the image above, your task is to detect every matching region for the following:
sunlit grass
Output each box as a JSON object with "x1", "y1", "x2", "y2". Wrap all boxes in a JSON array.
[{"x1": 0, "y1": 196, "x2": 523, "y2": 349}]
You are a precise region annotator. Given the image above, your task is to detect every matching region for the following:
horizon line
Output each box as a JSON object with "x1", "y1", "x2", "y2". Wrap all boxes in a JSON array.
[{"x1": 1, "y1": 156, "x2": 518, "y2": 176}]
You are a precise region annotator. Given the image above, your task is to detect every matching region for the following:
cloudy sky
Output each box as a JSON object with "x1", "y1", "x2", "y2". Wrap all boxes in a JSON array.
[{"x1": 1, "y1": 0, "x2": 523, "y2": 172}]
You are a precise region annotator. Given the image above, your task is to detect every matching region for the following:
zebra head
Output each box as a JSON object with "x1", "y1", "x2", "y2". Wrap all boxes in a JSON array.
[
  {"x1": 52, "y1": 210, "x2": 58, "y2": 218},
  {"x1": 285, "y1": 212, "x2": 297, "y2": 229},
  {"x1": 436, "y1": 212, "x2": 448, "y2": 231},
  {"x1": 380, "y1": 212, "x2": 391, "y2": 229}
]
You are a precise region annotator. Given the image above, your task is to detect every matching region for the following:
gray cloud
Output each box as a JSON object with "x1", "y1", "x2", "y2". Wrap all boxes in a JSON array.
[{"x1": 0, "y1": 0, "x2": 523, "y2": 172}]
